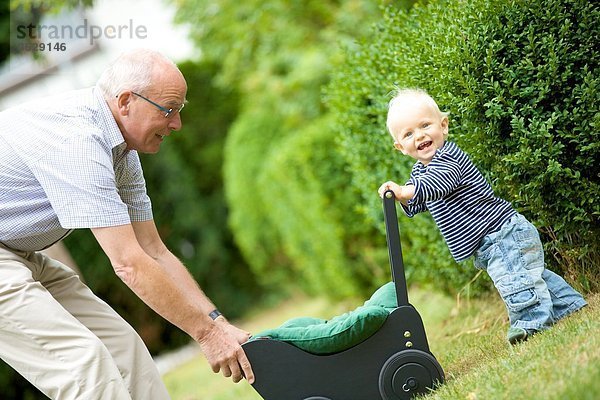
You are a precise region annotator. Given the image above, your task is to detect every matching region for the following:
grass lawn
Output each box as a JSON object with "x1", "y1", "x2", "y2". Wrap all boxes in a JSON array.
[{"x1": 163, "y1": 288, "x2": 599, "y2": 400}]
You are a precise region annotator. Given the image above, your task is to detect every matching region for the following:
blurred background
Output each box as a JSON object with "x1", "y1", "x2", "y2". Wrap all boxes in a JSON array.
[{"x1": 1, "y1": 0, "x2": 598, "y2": 398}]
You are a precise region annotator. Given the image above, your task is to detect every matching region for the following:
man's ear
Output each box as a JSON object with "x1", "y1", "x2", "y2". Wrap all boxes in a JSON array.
[
  {"x1": 115, "y1": 92, "x2": 133, "y2": 116},
  {"x1": 394, "y1": 141, "x2": 407, "y2": 154}
]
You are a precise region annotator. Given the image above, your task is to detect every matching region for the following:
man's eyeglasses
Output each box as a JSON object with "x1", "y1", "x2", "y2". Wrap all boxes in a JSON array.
[{"x1": 131, "y1": 91, "x2": 185, "y2": 118}]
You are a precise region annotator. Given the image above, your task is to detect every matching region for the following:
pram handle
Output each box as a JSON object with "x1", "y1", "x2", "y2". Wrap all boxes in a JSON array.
[{"x1": 383, "y1": 190, "x2": 409, "y2": 307}]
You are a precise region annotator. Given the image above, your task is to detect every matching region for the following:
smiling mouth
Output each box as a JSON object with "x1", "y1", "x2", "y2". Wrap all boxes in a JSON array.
[{"x1": 417, "y1": 141, "x2": 432, "y2": 151}]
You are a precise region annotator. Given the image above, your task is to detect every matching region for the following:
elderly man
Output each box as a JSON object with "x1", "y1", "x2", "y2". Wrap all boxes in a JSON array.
[{"x1": 0, "y1": 49, "x2": 254, "y2": 399}]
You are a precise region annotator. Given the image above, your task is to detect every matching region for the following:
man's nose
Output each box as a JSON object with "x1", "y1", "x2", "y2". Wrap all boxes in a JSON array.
[{"x1": 168, "y1": 113, "x2": 182, "y2": 131}]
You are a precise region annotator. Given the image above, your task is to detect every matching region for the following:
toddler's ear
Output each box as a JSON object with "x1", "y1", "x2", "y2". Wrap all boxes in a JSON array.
[
  {"x1": 394, "y1": 141, "x2": 407, "y2": 154},
  {"x1": 441, "y1": 116, "x2": 449, "y2": 136}
]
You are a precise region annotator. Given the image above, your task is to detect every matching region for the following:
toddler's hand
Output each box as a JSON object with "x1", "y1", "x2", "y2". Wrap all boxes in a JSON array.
[{"x1": 378, "y1": 181, "x2": 402, "y2": 199}]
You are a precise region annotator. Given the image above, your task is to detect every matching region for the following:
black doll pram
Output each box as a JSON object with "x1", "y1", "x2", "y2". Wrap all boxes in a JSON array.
[{"x1": 241, "y1": 190, "x2": 445, "y2": 399}]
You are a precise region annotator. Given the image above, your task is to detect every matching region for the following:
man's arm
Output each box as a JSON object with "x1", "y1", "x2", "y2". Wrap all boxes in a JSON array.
[{"x1": 91, "y1": 222, "x2": 254, "y2": 384}]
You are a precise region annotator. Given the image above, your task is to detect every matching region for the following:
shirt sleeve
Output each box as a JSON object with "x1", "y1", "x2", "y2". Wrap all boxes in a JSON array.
[
  {"x1": 408, "y1": 153, "x2": 462, "y2": 207},
  {"x1": 114, "y1": 151, "x2": 153, "y2": 222},
  {"x1": 29, "y1": 134, "x2": 137, "y2": 229},
  {"x1": 400, "y1": 178, "x2": 427, "y2": 217}
]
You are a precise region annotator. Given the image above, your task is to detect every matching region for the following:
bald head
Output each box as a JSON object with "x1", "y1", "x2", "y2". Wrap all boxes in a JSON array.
[{"x1": 97, "y1": 49, "x2": 186, "y2": 100}]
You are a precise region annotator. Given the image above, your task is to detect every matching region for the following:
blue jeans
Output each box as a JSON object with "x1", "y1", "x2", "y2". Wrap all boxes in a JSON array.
[{"x1": 474, "y1": 213, "x2": 587, "y2": 332}]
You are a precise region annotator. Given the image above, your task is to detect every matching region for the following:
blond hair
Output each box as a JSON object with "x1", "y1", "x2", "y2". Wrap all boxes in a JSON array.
[{"x1": 386, "y1": 88, "x2": 448, "y2": 140}]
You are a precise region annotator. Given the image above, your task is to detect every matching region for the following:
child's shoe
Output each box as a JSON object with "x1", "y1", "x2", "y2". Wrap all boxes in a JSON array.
[{"x1": 507, "y1": 327, "x2": 529, "y2": 345}]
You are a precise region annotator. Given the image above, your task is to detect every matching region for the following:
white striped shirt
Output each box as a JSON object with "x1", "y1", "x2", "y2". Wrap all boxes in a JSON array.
[
  {"x1": 401, "y1": 141, "x2": 515, "y2": 261},
  {"x1": 0, "y1": 87, "x2": 152, "y2": 251}
]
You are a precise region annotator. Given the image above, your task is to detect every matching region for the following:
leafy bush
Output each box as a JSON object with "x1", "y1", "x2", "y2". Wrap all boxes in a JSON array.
[
  {"x1": 327, "y1": 0, "x2": 599, "y2": 293},
  {"x1": 206, "y1": 1, "x2": 396, "y2": 298},
  {"x1": 224, "y1": 53, "x2": 384, "y2": 298},
  {"x1": 262, "y1": 115, "x2": 386, "y2": 297},
  {"x1": 224, "y1": 102, "x2": 292, "y2": 289},
  {"x1": 456, "y1": 0, "x2": 600, "y2": 291}
]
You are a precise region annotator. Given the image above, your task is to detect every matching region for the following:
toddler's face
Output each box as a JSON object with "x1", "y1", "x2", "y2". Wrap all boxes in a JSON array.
[{"x1": 388, "y1": 98, "x2": 448, "y2": 165}]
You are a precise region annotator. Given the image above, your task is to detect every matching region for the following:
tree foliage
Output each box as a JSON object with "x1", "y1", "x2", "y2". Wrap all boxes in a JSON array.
[
  {"x1": 175, "y1": 0, "x2": 598, "y2": 298},
  {"x1": 174, "y1": 0, "x2": 398, "y2": 298},
  {"x1": 2, "y1": 0, "x2": 597, "y2": 395}
]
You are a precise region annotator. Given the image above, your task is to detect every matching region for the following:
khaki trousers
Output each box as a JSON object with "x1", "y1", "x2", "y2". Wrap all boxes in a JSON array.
[{"x1": 0, "y1": 245, "x2": 170, "y2": 400}]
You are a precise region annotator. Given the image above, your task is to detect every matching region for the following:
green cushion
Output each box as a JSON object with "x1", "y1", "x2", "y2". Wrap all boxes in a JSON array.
[
  {"x1": 252, "y1": 282, "x2": 397, "y2": 355},
  {"x1": 365, "y1": 281, "x2": 397, "y2": 312}
]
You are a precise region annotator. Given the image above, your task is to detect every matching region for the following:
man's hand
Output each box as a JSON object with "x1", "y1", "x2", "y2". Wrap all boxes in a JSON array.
[
  {"x1": 215, "y1": 317, "x2": 252, "y2": 346},
  {"x1": 197, "y1": 321, "x2": 254, "y2": 384},
  {"x1": 92, "y1": 222, "x2": 256, "y2": 384}
]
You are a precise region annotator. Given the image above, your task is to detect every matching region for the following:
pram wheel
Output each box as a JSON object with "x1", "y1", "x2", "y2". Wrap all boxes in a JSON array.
[{"x1": 379, "y1": 349, "x2": 445, "y2": 400}]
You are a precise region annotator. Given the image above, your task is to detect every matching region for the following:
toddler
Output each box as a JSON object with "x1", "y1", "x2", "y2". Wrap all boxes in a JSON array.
[{"x1": 378, "y1": 88, "x2": 587, "y2": 344}]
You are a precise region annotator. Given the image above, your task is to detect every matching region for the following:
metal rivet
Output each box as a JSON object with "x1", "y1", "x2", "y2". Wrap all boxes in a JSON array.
[
  {"x1": 405, "y1": 341, "x2": 413, "y2": 348},
  {"x1": 404, "y1": 331, "x2": 411, "y2": 338}
]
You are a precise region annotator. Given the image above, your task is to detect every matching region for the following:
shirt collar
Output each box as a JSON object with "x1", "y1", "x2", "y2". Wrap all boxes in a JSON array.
[{"x1": 92, "y1": 87, "x2": 127, "y2": 152}]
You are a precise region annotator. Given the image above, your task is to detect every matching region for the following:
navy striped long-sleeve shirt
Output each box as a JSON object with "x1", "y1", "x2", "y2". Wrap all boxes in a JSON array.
[{"x1": 401, "y1": 141, "x2": 516, "y2": 261}]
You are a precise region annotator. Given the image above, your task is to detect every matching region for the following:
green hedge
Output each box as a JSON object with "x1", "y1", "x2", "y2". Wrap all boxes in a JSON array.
[
  {"x1": 224, "y1": 53, "x2": 383, "y2": 298},
  {"x1": 326, "y1": 0, "x2": 599, "y2": 292},
  {"x1": 217, "y1": 1, "x2": 394, "y2": 298}
]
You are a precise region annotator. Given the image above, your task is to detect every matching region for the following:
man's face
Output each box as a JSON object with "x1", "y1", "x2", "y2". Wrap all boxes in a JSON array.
[
  {"x1": 120, "y1": 65, "x2": 187, "y2": 154},
  {"x1": 389, "y1": 98, "x2": 448, "y2": 165}
]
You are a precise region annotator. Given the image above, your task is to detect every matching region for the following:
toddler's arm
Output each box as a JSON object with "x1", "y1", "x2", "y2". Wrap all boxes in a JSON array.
[{"x1": 378, "y1": 181, "x2": 415, "y2": 206}]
